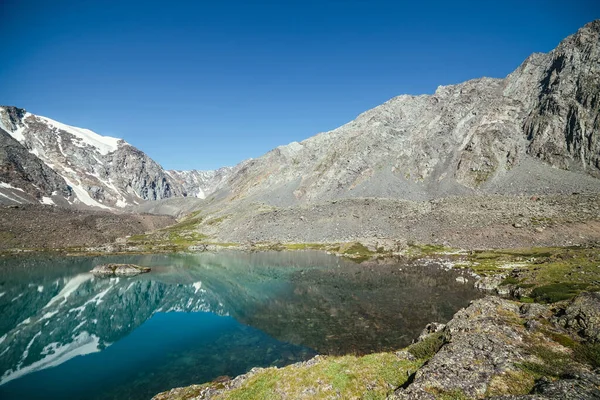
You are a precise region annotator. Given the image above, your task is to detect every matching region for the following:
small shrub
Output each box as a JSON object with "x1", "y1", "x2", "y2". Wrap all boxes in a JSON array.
[
  {"x1": 501, "y1": 276, "x2": 519, "y2": 285},
  {"x1": 407, "y1": 332, "x2": 445, "y2": 360},
  {"x1": 574, "y1": 343, "x2": 600, "y2": 368}
]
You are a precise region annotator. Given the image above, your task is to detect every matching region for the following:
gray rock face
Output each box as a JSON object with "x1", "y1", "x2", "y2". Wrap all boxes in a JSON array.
[
  {"x1": 0, "y1": 106, "x2": 185, "y2": 209},
  {"x1": 203, "y1": 21, "x2": 600, "y2": 209},
  {"x1": 106, "y1": 145, "x2": 183, "y2": 201},
  {"x1": 523, "y1": 20, "x2": 600, "y2": 177},
  {"x1": 0, "y1": 128, "x2": 72, "y2": 205},
  {"x1": 394, "y1": 297, "x2": 528, "y2": 399},
  {"x1": 166, "y1": 167, "x2": 232, "y2": 199},
  {"x1": 392, "y1": 296, "x2": 600, "y2": 399},
  {"x1": 556, "y1": 292, "x2": 600, "y2": 342}
]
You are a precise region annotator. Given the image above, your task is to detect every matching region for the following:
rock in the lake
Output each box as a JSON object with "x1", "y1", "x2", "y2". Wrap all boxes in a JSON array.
[{"x1": 90, "y1": 263, "x2": 151, "y2": 277}]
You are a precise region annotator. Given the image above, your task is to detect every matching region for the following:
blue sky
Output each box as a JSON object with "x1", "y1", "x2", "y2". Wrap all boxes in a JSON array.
[{"x1": 1, "y1": 0, "x2": 599, "y2": 170}]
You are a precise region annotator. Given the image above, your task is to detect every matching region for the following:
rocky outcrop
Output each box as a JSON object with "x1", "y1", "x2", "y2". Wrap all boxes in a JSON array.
[
  {"x1": 555, "y1": 292, "x2": 600, "y2": 342},
  {"x1": 523, "y1": 20, "x2": 600, "y2": 177},
  {"x1": 393, "y1": 297, "x2": 529, "y2": 399},
  {"x1": 90, "y1": 263, "x2": 151, "y2": 277},
  {"x1": 393, "y1": 296, "x2": 599, "y2": 399}
]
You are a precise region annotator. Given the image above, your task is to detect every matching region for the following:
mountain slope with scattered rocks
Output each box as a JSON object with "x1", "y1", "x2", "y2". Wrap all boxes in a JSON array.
[{"x1": 197, "y1": 20, "x2": 600, "y2": 209}]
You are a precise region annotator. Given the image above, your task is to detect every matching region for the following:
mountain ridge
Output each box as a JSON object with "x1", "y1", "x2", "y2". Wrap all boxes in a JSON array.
[
  {"x1": 1, "y1": 20, "x2": 599, "y2": 217},
  {"x1": 192, "y1": 19, "x2": 600, "y2": 208},
  {"x1": 0, "y1": 107, "x2": 228, "y2": 209}
]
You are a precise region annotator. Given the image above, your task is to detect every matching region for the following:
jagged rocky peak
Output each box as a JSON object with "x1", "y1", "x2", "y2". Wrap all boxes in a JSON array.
[
  {"x1": 523, "y1": 19, "x2": 600, "y2": 176},
  {"x1": 0, "y1": 106, "x2": 27, "y2": 132},
  {"x1": 0, "y1": 106, "x2": 186, "y2": 209},
  {"x1": 209, "y1": 20, "x2": 600, "y2": 207}
]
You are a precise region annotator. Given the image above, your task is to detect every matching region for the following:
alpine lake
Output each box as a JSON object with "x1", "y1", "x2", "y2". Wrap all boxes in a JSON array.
[{"x1": 0, "y1": 251, "x2": 482, "y2": 399}]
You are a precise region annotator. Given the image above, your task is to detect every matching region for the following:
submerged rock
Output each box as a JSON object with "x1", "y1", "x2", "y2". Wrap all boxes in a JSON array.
[{"x1": 90, "y1": 263, "x2": 151, "y2": 277}]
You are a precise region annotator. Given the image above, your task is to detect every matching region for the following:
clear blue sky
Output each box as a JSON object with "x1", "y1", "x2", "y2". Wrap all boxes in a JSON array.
[{"x1": 1, "y1": 0, "x2": 599, "y2": 170}]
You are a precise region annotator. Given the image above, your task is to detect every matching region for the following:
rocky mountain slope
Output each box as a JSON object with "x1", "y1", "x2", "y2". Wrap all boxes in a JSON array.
[
  {"x1": 196, "y1": 20, "x2": 600, "y2": 208},
  {"x1": 0, "y1": 107, "x2": 191, "y2": 209},
  {"x1": 0, "y1": 204, "x2": 176, "y2": 250},
  {"x1": 166, "y1": 168, "x2": 232, "y2": 199},
  {"x1": 0, "y1": 128, "x2": 72, "y2": 206}
]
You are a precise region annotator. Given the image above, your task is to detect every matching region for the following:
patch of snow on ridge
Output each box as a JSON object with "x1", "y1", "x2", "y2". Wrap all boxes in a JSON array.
[
  {"x1": 37, "y1": 115, "x2": 123, "y2": 155},
  {"x1": 0, "y1": 191, "x2": 23, "y2": 204},
  {"x1": 0, "y1": 182, "x2": 25, "y2": 192},
  {"x1": 40, "y1": 197, "x2": 55, "y2": 205},
  {"x1": 63, "y1": 176, "x2": 111, "y2": 210}
]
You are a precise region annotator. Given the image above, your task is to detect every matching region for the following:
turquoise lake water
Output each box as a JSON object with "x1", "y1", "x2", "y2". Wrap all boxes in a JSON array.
[{"x1": 0, "y1": 251, "x2": 481, "y2": 399}]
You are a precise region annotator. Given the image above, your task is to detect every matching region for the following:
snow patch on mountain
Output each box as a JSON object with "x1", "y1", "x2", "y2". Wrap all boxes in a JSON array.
[
  {"x1": 63, "y1": 176, "x2": 111, "y2": 209},
  {"x1": 36, "y1": 116, "x2": 122, "y2": 155}
]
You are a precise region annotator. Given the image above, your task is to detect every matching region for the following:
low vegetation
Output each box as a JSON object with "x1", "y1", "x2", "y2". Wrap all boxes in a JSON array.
[
  {"x1": 156, "y1": 353, "x2": 424, "y2": 400},
  {"x1": 464, "y1": 245, "x2": 600, "y2": 303}
]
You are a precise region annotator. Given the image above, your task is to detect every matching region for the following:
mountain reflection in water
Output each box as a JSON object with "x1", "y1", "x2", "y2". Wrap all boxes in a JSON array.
[{"x1": 0, "y1": 251, "x2": 481, "y2": 400}]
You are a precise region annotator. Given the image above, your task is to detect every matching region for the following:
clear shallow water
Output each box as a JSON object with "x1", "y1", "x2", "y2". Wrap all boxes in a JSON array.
[{"x1": 0, "y1": 251, "x2": 481, "y2": 400}]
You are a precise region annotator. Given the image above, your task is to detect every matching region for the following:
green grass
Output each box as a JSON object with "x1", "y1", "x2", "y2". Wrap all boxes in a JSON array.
[
  {"x1": 405, "y1": 244, "x2": 457, "y2": 258},
  {"x1": 530, "y1": 283, "x2": 590, "y2": 303},
  {"x1": 339, "y1": 242, "x2": 375, "y2": 263},
  {"x1": 574, "y1": 342, "x2": 600, "y2": 368},
  {"x1": 216, "y1": 353, "x2": 423, "y2": 400},
  {"x1": 518, "y1": 343, "x2": 579, "y2": 378},
  {"x1": 463, "y1": 246, "x2": 600, "y2": 303},
  {"x1": 407, "y1": 331, "x2": 445, "y2": 360},
  {"x1": 485, "y1": 370, "x2": 536, "y2": 397},
  {"x1": 501, "y1": 276, "x2": 520, "y2": 285},
  {"x1": 425, "y1": 388, "x2": 471, "y2": 400},
  {"x1": 283, "y1": 243, "x2": 337, "y2": 251}
]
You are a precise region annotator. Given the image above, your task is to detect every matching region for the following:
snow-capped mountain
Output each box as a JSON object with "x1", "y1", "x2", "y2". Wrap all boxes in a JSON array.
[{"x1": 0, "y1": 106, "x2": 186, "y2": 209}]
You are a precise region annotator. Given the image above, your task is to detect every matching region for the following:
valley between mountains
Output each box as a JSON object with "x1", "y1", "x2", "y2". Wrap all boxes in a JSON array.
[{"x1": 1, "y1": 19, "x2": 600, "y2": 400}]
